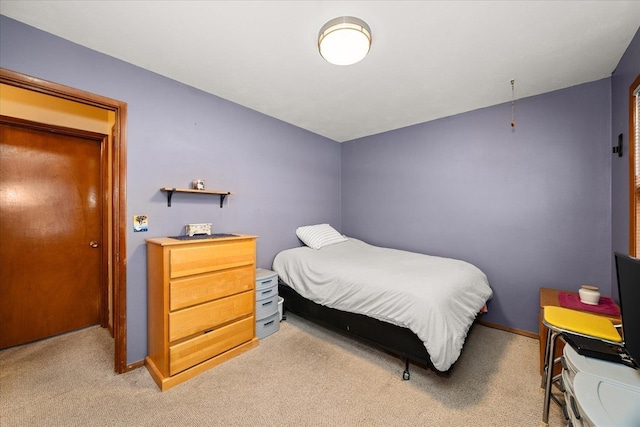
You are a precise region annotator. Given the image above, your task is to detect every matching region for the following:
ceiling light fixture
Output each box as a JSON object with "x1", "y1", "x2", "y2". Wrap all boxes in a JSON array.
[{"x1": 318, "y1": 16, "x2": 371, "y2": 66}]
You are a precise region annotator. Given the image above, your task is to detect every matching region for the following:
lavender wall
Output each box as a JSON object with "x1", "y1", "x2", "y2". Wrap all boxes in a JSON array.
[
  {"x1": 342, "y1": 80, "x2": 612, "y2": 334},
  {"x1": 611, "y1": 28, "x2": 640, "y2": 300},
  {"x1": 0, "y1": 16, "x2": 341, "y2": 364},
  {"x1": 1, "y1": 13, "x2": 635, "y2": 361}
]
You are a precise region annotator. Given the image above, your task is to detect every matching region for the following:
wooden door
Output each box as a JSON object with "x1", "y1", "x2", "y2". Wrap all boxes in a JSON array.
[{"x1": 0, "y1": 116, "x2": 105, "y2": 349}]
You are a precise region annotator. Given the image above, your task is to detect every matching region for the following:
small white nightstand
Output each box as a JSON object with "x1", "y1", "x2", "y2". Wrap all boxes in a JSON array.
[{"x1": 255, "y1": 268, "x2": 280, "y2": 339}]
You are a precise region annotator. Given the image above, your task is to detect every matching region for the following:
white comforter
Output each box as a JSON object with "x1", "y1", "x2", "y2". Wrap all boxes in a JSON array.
[{"x1": 272, "y1": 238, "x2": 493, "y2": 371}]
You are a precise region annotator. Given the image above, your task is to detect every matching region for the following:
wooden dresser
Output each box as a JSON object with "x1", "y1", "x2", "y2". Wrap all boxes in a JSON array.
[{"x1": 145, "y1": 235, "x2": 258, "y2": 391}]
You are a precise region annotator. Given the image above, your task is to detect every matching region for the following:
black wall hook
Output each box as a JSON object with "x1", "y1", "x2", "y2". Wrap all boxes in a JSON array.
[{"x1": 613, "y1": 133, "x2": 623, "y2": 157}]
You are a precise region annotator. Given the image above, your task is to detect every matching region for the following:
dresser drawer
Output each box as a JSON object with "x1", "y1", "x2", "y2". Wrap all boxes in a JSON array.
[
  {"x1": 169, "y1": 239, "x2": 255, "y2": 278},
  {"x1": 169, "y1": 316, "x2": 254, "y2": 375},
  {"x1": 169, "y1": 291, "x2": 253, "y2": 342},
  {"x1": 170, "y1": 267, "x2": 254, "y2": 311}
]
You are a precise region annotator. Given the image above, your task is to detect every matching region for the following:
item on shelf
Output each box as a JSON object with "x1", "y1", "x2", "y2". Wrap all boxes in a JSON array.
[
  {"x1": 579, "y1": 285, "x2": 600, "y2": 305},
  {"x1": 192, "y1": 179, "x2": 205, "y2": 190}
]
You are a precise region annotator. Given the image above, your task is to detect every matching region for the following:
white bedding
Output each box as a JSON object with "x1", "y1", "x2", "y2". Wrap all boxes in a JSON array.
[{"x1": 272, "y1": 238, "x2": 493, "y2": 371}]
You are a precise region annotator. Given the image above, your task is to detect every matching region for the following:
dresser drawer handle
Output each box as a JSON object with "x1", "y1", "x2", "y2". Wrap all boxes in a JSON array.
[
  {"x1": 263, "y1": 320, "x2": 275, "y2": 327},
  {"x1": 260, "y1": 289, "x2": 274, "y2": 296},
  {"x1": 261, "y1": 301, "x2": 273, "y2": 307},
  {"x1": 260, "y1": 279, "x2": 273, "y2": 286}
]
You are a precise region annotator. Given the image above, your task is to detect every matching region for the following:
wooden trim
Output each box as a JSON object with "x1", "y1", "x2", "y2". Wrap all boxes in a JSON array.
[
  {"x1": 100, "y1": 134, "x2": 109, "y2": 329},
  {"x1": 114, "y1": 102, "x2": 128, "y2": 373},
  {"x1": 126, "y1": 360, "x2": 145, "y2": 371},
  {"x1": 0, "y1": 68, "x2": 126, "y2": 111},
  {"x1": 477, "y1": 319, "x2": 539, "y2": 340},
  {"x1": 0, "y1": 115, "x2": 106, "y2": 139},
  {"x1": 629, "y1": 74, "x2": 640, "y2": 257},
  {"x1": 0, "y1": 67, "x2": 130, "y2": 373}
]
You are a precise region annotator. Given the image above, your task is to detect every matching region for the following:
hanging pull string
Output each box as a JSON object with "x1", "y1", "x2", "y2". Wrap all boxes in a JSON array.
[{"x1": 511, "y1": 79, "x2": 516, "y2": 128}]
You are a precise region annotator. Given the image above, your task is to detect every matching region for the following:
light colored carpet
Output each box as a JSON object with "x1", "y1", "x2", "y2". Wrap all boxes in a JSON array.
[{"x1": 0, "y1": 314, "x2": 565, "y2": 426}]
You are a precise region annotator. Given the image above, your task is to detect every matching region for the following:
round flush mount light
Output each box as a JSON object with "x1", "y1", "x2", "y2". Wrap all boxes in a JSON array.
[{"x1": 318, "y1": 16, "x2": 372, "y2": 66}]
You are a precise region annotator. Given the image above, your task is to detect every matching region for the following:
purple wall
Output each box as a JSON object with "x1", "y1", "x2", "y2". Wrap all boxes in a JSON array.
[
  {"x1": 342, "y1": 80, "x2": 612, "y2": 334},
  {"x1": 1, "y1": 14, "x2": 637, "y2": 360},
  {"x1": 0, "y1": 16, "x2": 341, "y2": 364},
  {"x1": 611, "y1": 28, "x2": 640, "y2": 300}
]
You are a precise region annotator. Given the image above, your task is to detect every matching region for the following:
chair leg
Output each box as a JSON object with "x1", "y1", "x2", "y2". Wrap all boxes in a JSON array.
[
  {"x1": 541, "y1": 327, "x2": 553, "y2": 389},
  {"x1": 542, "y1": 331, "x2": 559, "y2": 426}
]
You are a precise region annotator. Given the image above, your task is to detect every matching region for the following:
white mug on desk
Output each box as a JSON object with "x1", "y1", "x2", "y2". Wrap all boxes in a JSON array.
[{"x1": 579, "y1": 285, "x2": 600, "y2": 305}]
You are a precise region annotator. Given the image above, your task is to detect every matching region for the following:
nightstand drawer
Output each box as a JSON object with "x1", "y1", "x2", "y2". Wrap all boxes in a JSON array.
[
  {"x1": 256, "y1": 293, "x2": 279, "y2": 320},
  {"x1": 256, "y1": 312, "x2": 279, "y2": 339},
  {"x1": 169, "y1": 291, "x2": 253, "y2": 342},
  {"x1": 256, "y1": 268, "x2": 278, "y2": 291},
  {"x1": 169, "y1": 316, "x2": 254, "y2": 375},
  {"x1": 169, "y1": 240, "x2": 255, "y2": 278},
  {"x1": 170, "y1": 267, "x2": 254, "y2": 311},
  {"x1": 255, "y1": 281, "x2": 277, "y2": 301}
]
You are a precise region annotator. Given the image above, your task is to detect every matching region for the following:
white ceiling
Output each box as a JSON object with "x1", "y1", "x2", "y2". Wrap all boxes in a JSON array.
[{"x1": 1, "y1": 1, "x2": 639, "y2": 142}]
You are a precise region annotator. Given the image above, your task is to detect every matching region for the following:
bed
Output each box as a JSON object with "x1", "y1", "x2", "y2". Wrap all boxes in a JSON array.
[{"x1": 272, "y1": 224, "x2": 493, "y2": 379}]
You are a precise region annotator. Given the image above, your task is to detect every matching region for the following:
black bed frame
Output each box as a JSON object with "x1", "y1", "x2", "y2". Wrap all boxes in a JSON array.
[{"x1": 279, "y1": 279, "x2": 444, "y2": 380}]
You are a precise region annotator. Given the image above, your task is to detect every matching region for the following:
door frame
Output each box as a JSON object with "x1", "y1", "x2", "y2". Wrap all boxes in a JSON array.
[{"x1": 0, "y1": 67, "x2": 129, "y2": 373}]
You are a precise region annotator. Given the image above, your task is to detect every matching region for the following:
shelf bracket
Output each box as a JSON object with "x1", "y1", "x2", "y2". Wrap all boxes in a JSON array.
[
  {"x1": 165, "y1": 188, "x2": 176, "y2": 207},
  {"x1": 219, "y1": 193, "x2": 228, "y2": 208}
]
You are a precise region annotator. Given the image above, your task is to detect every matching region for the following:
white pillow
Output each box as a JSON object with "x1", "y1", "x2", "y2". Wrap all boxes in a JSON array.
[{"x1": 296, "y1": 224, "x2": 347, "y2": 250}]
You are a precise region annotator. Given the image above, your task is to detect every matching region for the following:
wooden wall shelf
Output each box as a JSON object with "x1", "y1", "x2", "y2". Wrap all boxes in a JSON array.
[{"x1": 160, "y1": 187, "x2": 233, "y2": 208}]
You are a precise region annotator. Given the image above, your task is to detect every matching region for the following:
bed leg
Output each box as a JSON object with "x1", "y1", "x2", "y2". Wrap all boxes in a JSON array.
[{"x1": 402, "y1": 359, "x2": 410, "y2": 380}]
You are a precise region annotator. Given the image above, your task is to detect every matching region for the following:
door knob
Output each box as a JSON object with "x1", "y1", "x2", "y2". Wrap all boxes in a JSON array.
[{"x1": 90, "y1": 241, "x2": 99, "y2": 248}]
